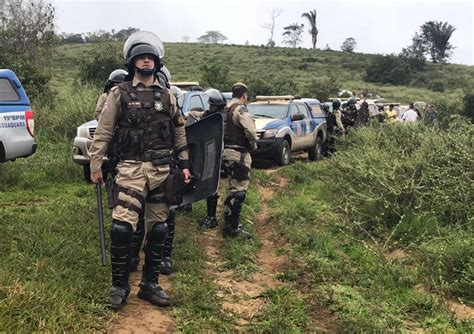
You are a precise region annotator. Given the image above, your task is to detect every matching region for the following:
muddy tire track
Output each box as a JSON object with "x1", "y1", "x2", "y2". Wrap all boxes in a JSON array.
[{"x1": 197, "y1": 175, "x2": 290, "y2": 330}]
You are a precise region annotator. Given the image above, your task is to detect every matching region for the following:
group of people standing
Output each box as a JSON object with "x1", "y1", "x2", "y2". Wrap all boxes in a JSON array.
[{"x1": 88, "y1": 31, "x2": 257, "y2": 310}]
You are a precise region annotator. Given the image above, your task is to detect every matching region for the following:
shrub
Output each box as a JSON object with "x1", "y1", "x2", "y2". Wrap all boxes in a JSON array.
[
  {"x1": 325, "y1": 121, "x2": 473, "y2": 233},
  {"x1": 302, "y1": 76, "x2": 340, "y2": 101},
  {"x1": 365, "y1": 54, "x2": 412, "y2": 85},
  {"x1": 461, "y1": 92, "x2": 474, "y2": 123},
  {"x1": 79, "y1": 43, "x2": 123, "y2": 85},
  {"x1": 430, "y1": 81, "x2": 444, "y2": 92},
  {"x1": 200, "y1": 62, "x2": 231, "y2": 91}
]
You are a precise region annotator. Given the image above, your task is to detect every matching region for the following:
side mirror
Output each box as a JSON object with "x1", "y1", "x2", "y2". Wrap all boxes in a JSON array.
[{"x1": 291, "y1": 113, "x2": 304, "y2": 121}]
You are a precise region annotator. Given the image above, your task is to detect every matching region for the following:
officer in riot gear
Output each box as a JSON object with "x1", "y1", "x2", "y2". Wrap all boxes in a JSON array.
[
  {"x1": 89, "y1": 31, "x2": 190, "y2": 310},
  {"x1": 221, "y1": 83, "x2": 257, "y2": 238},
  {"x1": 94, "y1": 69, "x2": 128, "y2": 120},
  {"x1": 187, "y1": 88, "x2": 228, "y2": 229}
]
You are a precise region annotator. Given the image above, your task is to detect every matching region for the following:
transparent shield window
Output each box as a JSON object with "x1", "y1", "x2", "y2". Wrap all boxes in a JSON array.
[
  {"x1": 0, "y1": 79, "x2": 20, "y2": 102},
  {"x1": 188, "y1": 95, "x2": 204, "y2": 111},
  {"x1": 247, "y1": 104, "x2": 288, "y2": 119},
  {"x1": 296, "y1": 104, "x2": 310, "y2": 118}
]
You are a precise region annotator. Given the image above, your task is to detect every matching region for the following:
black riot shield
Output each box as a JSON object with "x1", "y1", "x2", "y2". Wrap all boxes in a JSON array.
[{"x1": 177, "y1": 113, "x2": 223, "y2": 207}]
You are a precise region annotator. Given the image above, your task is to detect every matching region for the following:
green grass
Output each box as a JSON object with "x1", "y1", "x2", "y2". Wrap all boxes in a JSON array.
[{"x1": 262, "y1": 156, "x2": 473, "y2": 332}]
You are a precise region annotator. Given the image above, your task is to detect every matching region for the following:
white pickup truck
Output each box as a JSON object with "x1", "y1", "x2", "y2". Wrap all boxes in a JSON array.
[{"x1": 0, "y1": 69, "x2": 36, "y2": 163}]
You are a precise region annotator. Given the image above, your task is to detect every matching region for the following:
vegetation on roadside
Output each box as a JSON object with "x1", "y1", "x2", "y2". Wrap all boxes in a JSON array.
[{"x1": 261, "y1": 119, "x2": 473, "y2": 331}]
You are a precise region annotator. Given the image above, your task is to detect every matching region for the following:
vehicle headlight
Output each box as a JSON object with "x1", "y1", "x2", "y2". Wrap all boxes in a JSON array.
[
  {"x1": 262, "y1": 128, "x2": 279, "y2": 138},
  {"x1": 77, "y1": 126, "x2": 89, "y2": 138}
]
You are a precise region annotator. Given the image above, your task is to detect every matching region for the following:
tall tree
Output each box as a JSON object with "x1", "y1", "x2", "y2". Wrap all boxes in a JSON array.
[
  {"x1": 301, "y1": 9, "x2": 318, "y2": 50},
  {"x1": 282, "y1": 23, "x2": 304, "y2": 48},
  {"x1": 263, "y1": 8, "x2": 283, "y2": 47},
  {"x1": 400, "y1": 32, "x2": 426, "y2": 71},
  {"x1": 197, "y1": 30, "x2": 228, "y2": 44},
  {"x1": 421, "y1": 21, "x2": 456, "y2": 63},
  {"x1": 341, "y1": 37, "x2": 357, "y2": 52},
  {"x1": 0, "y1": 0, "x2": 55, "y2": 60}
]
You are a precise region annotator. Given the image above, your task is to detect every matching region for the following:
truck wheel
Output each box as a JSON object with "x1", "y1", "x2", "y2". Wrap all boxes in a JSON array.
[
  {"x1": 308, "y1": 135, "x2": 323, "y2": 161},
  {"x1": 276, "y1": 140, "x2": 290, "y2": 166},
  {"x1": 83, "y1": 164, "x2": 92, "y2": 183}
]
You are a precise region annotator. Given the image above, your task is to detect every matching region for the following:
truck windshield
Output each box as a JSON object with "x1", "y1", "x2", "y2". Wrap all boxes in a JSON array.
[{"x1": 248, "y1": 104, "x2": 288, "y2": 119}]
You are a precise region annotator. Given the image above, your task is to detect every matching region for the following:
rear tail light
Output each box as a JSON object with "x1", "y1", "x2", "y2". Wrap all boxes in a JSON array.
[{"x1": 25, "y1": 110, "x2": 34, "y2": 137}]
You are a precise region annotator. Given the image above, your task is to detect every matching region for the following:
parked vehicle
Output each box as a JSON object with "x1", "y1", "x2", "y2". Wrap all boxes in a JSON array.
[
  {"x1": 73, "y1": 88, "x2": 209, "y2": 181},
  {"x1": 0, "y1": 69, "x2": 36, "y2": 163},
  {"x1": 247, "y1": 96, "x2": 326, "y2": 166}
]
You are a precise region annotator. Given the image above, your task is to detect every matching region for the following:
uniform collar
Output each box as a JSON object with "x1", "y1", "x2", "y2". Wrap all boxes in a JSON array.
[
  {"x1": 132, "y1": 76, "x2": 163, "y2": 89},
  {"x1": 228, "y1": 98, "x2": 241, "y2": 106}
]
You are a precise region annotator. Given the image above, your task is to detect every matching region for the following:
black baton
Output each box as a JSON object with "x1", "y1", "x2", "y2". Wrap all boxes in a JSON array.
[{"x1": 96, "y1": 182, "x2": 107, "y2": 266}]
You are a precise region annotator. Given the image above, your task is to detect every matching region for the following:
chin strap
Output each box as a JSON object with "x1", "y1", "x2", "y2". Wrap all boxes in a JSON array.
[{"x1": 136, "y1": 67, "x2": 156, "y2": 76}]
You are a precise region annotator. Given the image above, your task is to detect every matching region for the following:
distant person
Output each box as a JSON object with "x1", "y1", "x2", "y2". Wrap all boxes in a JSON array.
[
  {"x1": 94, "y1": 69, "x2": 128, "y2": 120},
  {"x1": 402, "y1": 104, "x2": 419, "y2": 122},
  {"x1": 221, "y1": 82, "x2": 257, "y2": 238},
  {"x1": 426, "y1": 104, "x2": 436, "y2": 123},
  {"x1": 385, "y1": 104, "x2": 398, "y2": 123}
]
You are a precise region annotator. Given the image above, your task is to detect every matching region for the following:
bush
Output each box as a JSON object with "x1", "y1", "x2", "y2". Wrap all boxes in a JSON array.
[
  {"x1": 461, "y1": 92, "x2": 474, "y2": 123},
  {"x1": 302, "y1": 76, "x2": 340, "y2": 101},
  {"x1": 325, "y1": 120, "x2": 473, "y2": 233},
  {"x1": 430, "y1": 81, "x2": 444, "y2": 92},
  {"x1": 200, "y1": 62, "x2": 231, "y2": 91},
  {"x1": 79, "y1": 43, "x2": 123, "y2": 85},
  {"x1": 365, "y1": 54, "x2": 412, "y2": 85},
  {"x1": 0, "y1": 54, "x2": 55, "y2": 104}
]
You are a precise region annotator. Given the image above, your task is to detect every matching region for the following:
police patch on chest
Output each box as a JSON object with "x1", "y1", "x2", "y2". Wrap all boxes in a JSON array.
[
  {"x1": 154, "y1": 101, "x2": 164, "y2": 112},
  {"x1": 127, "y1": 101, "x2": 142, "y2": 109}
]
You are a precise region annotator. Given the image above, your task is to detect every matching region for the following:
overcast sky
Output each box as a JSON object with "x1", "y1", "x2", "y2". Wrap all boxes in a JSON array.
[{"x1": 53, "y1": 0, "x2": 473, "y2": 65}]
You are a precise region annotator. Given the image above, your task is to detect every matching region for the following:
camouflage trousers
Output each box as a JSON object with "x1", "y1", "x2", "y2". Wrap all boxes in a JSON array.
[
  {"x1": 222, "y1": 148, "x2": 252, "y2": 194},
  {"x1": 112, "y1": 161, "x2": 170, "y2": 231}
]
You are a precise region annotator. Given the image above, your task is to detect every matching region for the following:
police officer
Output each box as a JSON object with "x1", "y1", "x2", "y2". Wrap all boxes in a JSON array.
[
  {"x1": 89, "y1": 33, "x2": 190, "y2": 310},
  {"x1": 221, "y1": 82, "x2": 257, "y2": 238},
  {"x1": 94, "y1": 69, "x2": 128, "y2": 120},
  {"x1": 188, "y1": 88, "x2": 228, "y2": 229}
]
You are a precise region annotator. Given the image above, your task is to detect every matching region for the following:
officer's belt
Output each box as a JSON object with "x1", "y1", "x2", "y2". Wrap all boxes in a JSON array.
[
  {"x1": 224, "y1": 146, "x2": 248, "y2": 153},
  {"x1": 121, "y1": 150, "x2": 173, "y2": 165}
]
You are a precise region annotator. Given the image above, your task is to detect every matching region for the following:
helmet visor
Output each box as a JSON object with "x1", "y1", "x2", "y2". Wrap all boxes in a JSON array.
[{"x1": 123, "y1": 31, "x2": 165, "y2": 61}]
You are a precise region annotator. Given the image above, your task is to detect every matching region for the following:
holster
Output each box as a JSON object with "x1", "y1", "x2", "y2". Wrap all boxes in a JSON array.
[
  {"x1": 106, "y1": 178, "x2": 118, "y2": 209},
  {"x1": 164, "y1": 165, "x2": 185, "y2": 205}
]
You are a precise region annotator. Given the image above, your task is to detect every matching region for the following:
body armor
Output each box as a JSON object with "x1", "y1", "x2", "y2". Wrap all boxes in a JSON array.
[
  {"x1": 224, "y1": 103, "x2": 249, "y2": 150},
  {"x1": 112, "y1": 82, "x2": 174, "y2": 161}
]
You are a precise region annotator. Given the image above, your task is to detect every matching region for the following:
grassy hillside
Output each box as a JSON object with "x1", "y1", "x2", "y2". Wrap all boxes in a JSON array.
[{"x1": 54, "y1": 42, "x2": 474, "y2": 104}]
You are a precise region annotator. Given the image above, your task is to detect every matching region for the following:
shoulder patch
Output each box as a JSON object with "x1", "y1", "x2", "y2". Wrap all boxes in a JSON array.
[
  {"x1": 237, "y1": 104, "x2": 248, "y2": 113},
  {"x1": 177, "y1": 115, "x2": 185, "y2": 125}
]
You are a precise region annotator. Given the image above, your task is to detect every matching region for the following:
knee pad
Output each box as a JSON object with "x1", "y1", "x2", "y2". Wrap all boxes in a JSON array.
[
  {"x1": 148, "y1": 222, "x2": 169, "y2": 243},
  {"x1": 111, "y1": 220, "x2": 133, "y2": 243},
  {"x1": 233, "y1": 191, "x2": 246, "y2": 204}
]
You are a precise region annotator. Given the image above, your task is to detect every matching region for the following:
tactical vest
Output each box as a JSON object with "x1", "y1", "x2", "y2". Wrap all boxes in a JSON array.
[
  {"x1": 224, "y1": 103, "x2": 249, "y2": 150},
  {"x1": 112, "y1": 81, "x2": 174, "y2": 161},
  {"x1": 326, "y1": 112, "x2": 336, "y2": 134}
]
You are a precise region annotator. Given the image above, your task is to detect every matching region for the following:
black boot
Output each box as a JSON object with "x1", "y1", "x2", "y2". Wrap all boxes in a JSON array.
[
  {"x1": 161, "y1": 211, "x2": 175, "y2": 275},
  {"x1": 138, "y1": 222, "x2": 170, "y2": 307},
  {"x1": 223, "y1": 192, "x2": 251, "y2": 239},
  {"x1": 130, "y1": 216, "x2": 145, "y2": 272},
  {"x1": 109, "y1": 220, "x2": 133, "y2": 310},
  {"x1": 201, "y1": 194, "x2": 218, "y2": 228}
]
